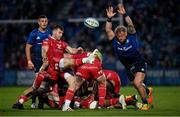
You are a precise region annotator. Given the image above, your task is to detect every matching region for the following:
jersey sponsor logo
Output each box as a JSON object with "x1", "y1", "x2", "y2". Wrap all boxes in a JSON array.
[
  {"x1": 37, "y1": 43, "x2": 42, "y2": 45},
  {"x1": 36, "y1": 36, "x2": 40, "y2": 40},
  {"x1": 141, "y1": 68, "x2": 145, "y2": 72},
  {"x1": 118, "y1": 45, "x2": 132, "y2": 51},
  {"x1": 57, "y1": 44, "x2": 62, "y2": 49},
  {"x1": 117, "y1": 39, "x2": 129, "y2": 45}
]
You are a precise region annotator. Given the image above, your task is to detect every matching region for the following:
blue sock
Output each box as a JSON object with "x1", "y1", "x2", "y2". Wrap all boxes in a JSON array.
[{"x1": 142, "y1": 99, "x2": 148, "y2": 104}]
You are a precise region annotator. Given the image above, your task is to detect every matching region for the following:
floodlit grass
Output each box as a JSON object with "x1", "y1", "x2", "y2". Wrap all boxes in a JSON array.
[{"x1": 0, "y1": 86, "x2": 180, "y2": 116}]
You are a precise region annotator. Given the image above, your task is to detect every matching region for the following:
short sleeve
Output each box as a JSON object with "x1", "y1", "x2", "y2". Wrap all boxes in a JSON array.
[{"x1": 27, "y1": 31, "x2": 36, "y2": 45}]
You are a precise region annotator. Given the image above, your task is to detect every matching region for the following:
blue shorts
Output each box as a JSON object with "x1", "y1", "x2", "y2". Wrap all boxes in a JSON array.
[
  {"x1": 33, "y1": 58, "x2": 43, "y2": 73},
  {"x1": 126, "y1": 61, "x2": 147, "y2": 81}
]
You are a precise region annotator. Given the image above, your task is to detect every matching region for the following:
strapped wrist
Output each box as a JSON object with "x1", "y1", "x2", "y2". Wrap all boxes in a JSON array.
[
  {"x1": 107, "y1": 17, "x2": 112, "y2": 22},
  {"x1": 122, "y1": 13, "x2": 128, "y2": 17}
]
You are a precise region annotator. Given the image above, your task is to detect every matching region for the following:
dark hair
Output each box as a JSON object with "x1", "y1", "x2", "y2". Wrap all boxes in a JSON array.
[
  {"x1": 52, "y1": 24, "x2": 64, "y2": 31},
  {"x1": 38, "y1": 15, "x2": 47, "y2": 20}
]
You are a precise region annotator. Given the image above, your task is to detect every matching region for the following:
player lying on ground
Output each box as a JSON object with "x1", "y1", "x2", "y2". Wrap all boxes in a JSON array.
[{"x1": 38, "y1": 70, "x2": 137, "y2": 109}]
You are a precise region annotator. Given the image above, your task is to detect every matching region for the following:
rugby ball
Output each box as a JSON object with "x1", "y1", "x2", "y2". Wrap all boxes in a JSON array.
[{"x1": 84, "y1": 17, "x2": 99, "y2": 29}]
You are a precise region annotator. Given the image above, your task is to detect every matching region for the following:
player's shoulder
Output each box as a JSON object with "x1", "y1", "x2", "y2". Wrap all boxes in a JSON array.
[
  {"x1": 29, "y1": 28, "x2": 38, "y2": 36},
  {"x1": 46, "y1": 27, "x2": 52, "y2": 32}
]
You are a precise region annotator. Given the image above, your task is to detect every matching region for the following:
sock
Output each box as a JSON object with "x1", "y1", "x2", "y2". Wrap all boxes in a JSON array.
[
  {"x1": 146, "y1": 87, "x2": 150, "y2": 95},
  {"x1": 58, "y1": 96, "x2": 65, "y2": 108},
  {"x1": 98, "y1": 84, "x2": 106, "y2": 106},
  {"x1": 142, "y1": 98, "x2": 148, "y2": 104},
  {"x1": 64, "y1": 89, "x2": 74, "y2": 108},
  {"x1": 31, "y1": 95, "x2": 36, "y2": 104},
  {"x1": 18, "y1": 96, "x2": 28, "y2": 104}
]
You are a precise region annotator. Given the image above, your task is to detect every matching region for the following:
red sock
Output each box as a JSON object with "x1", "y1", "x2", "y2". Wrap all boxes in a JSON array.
[
  {"x1": 18, "y1": 95, "x2": 28, "y2": 103},
  {"x1": 48, "y1": 99, "x2": 56, "y2": 108},
  {"x1": 74, "y1": 58, "x2": 83, "y2": 66},
  {"x1": 58, "y1": 96, "x2": 65, "y2": 108},
  {"x1": 109, "y1": 98, "x2": 119, "y2": 105},
  {"x1": 64, "y1": 89, "x2": 74, "y2": 102},
  {"x1": 98, "y1": 84, "x2": 106, "y2": 106}
]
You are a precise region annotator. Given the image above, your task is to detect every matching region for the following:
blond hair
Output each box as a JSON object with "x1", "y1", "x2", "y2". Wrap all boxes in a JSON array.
[{"x1": 114, "y1": 25, "x2": 127, "y2": 34}]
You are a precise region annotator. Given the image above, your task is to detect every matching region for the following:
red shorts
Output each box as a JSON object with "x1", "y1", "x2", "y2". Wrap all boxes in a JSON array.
[
  {"x1": 47, "y1": 66, "x2": 67, "y2": 81},
  {"x1": 76, "y1": 61, "x2": 103, "y2": 80},
  {"x1": 103, "y1": 70, "x2": 121, "y2": 94}
]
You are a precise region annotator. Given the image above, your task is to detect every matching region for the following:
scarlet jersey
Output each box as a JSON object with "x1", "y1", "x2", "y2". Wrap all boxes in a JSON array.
[
  {"x1": 71, "y1": 52, "x2": 90, "y2": 59},
  {"x1": 42, "y1": 37, "x2": 68, "y2": 81},
  {"x1": 103, "y1": 70, "x2": 121, "y2": 94},
  {"x1": 69, "y1": 52, "x2": 90, "y2": 72},
  {"x1": 43, "y1": 37, "x2": 68, "y2": 69},
  {"x1": 76, "y1": 58, "x2": 103, "y2": 80}
]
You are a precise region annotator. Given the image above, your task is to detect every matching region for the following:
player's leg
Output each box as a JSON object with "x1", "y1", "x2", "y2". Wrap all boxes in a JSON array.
[
  {"x1": 59, "y1": 49, "x2": 99, "y2": 70},
  {"x1": 12, "y1": 72, "x2": 45, "y2": 109},
  {"x1": 61, "y1": 73, "x2": 76, "y2": 111},
  {"x1": 31, "y1": 72, "x2": 41, "y2": 108},
  {"x1": 142, "y1": 83, "x2": 153, "y2": 104},
  {"x1": 106, "y1": 80, "x2": 126, "y2": 109},
  {"x1": 133, "y1": 72, "x2": 149, "y2": 110},
  {"x1": 31, "y1": 60, "x2": 43, "y2": 108},
  {"x1": 125, "y1": 94, "x2": 138, "y2": 107},
  {"x1": 96, "y1": 74, "x2": 106, "y2": 108}
]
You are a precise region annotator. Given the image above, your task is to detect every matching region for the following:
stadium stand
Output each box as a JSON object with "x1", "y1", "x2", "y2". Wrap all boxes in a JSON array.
[{"x1": 0, "y1": 0, "x2": 179, "y2": 71}]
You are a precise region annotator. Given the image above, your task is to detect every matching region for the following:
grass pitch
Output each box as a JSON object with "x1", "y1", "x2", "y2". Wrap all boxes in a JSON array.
[{"x1": 0, "y1": 86, "x2": 180, "y2": 116}]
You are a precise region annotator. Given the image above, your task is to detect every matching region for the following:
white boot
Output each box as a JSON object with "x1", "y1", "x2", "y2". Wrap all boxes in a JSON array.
[{"x1": 119, "y1": 95, "x2": 127, "y2": 109}]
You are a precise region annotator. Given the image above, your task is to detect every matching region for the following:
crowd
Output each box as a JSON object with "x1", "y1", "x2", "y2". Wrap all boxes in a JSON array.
[{"x1": 0, "y1": 0, "x2": 179, "y2": 70}]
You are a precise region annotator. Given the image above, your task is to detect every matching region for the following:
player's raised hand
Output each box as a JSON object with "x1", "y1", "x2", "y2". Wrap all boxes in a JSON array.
[
  {"x1": 106, "y1": 6, "x2": 116, "y2": 18},
  {"x1": 117, "y1": 4, "x2": 126, "y2": 15},
  {"x1": 27, "y1": 60, "x2": 34, "y2": 70}
]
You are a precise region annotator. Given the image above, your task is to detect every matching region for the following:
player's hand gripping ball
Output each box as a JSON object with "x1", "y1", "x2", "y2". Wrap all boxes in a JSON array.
[{"x1": 84, "y1": 17, "x2": 99, "y2": 29}]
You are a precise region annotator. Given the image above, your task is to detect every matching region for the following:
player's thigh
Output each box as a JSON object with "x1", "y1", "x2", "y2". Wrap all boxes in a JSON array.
[
  {"x1": 76, "y1": 65, "x2": 89, "y2": 80},
  {"x1": 60, "y1": 72, "x2": 75, "y2": 86}
]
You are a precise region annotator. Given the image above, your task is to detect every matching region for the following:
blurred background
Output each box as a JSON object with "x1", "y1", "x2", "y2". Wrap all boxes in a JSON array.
[{"x1": 0, "y1": 0, "x2": 179, "y2": 86}]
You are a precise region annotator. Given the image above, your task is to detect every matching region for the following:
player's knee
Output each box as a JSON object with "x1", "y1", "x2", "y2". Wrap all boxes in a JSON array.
[
  {"x1": 75, "y1": 77, "x2": 85, "y2": 90},
  {"x1": 66, "y1": 76, "x2": 76, "y2": 89},
  {"x1": 59, "y1": 58, "x2": 73, "y2": 69},
  {"x1": 97, "y1": 75, "x2": 106, "y2": 84},
  {"x1": 59, "y1": 58, "x2": 65, "y2": 69}
]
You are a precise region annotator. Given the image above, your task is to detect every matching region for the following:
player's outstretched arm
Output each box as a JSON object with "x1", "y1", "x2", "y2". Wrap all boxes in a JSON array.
[
  {"x1": 117, "y1": 4, "x2": 136, "y2": 34},
  {"x1": 105, "y1": 6, "x2": 116, "y2": 41}
]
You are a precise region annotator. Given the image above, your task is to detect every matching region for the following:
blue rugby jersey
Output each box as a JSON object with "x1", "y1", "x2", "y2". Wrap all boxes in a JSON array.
[
  {"x1": 111, "y1": 34, "x2": 145, "y2": 68},
  {"x1": 26, "y1": 27, "x2": 51, "y2": 59}
]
